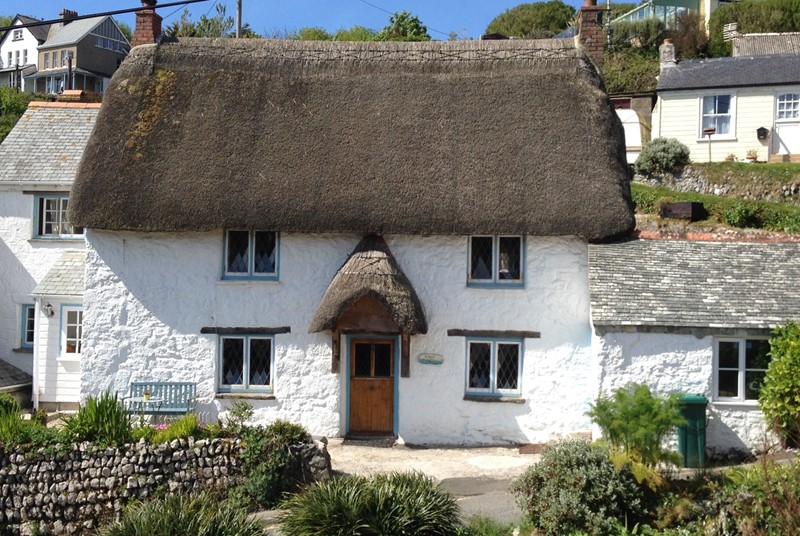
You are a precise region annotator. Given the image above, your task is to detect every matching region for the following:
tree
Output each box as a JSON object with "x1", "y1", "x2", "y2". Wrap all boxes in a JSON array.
[
  {"x1": 0, "y1": 87, "x2": 34, "y2": 143},
  {"x1": 334, "y1": 25, "x2": 379, "y2": 41},
  {"x1": 609, "y1": 2, "x2": 639, "y2": 21},
  {"x1": 760, "y1": 322, "x2": 800, "y2": 447},
  {"x1": 164, "y1": 4, "x2": 259, "y2": 38},
  {"x1": 485, "y1": 1, "x2": 576, "y2": 38},
  {"x1": 376, "y1": 11, "x2": 431, "y2": 41},
  {"x1": 117, "y1": 21, "x2": 133, "y2": 42}
]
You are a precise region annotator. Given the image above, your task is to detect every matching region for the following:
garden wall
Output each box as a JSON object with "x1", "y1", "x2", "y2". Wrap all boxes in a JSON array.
[{"x1": 0, "y1": 438, "x2": 241, "y2": 535}]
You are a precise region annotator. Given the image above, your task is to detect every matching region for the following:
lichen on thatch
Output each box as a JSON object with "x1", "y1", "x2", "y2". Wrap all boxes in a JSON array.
[{"x1": 309, "y1": 235, "x2": 427, "y2": 334}]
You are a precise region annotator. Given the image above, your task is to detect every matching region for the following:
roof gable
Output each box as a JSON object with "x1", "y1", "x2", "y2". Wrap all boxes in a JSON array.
[
  {"x1": 71, "y1": 38, "x2": 635, "y2": 241},
  {"x1": 42, "y1": 16, "x2": 108, "y2": 48}
]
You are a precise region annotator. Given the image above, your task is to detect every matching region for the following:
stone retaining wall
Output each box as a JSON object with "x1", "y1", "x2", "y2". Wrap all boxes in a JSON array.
[{"x1": 0, "y1": 438, "x2": 241, "y2": 535}]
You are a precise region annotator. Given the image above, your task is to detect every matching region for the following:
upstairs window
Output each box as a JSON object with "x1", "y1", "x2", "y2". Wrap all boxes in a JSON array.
[
  {"x1": 219, "y1": 335, "x2": 274, "y2": 393},
  {"x1": 61, "y1": 306, "x2": 83, "y2": 356},
  {"x1": 468, "y1": 236, "x2": 523, "y2": 286},
  {"x1": 224, "y1": 230, "x2": 279, "y2": 279},
  {"x1": 715, "y1": 338, "x2": 770, "y2": 402},
  {"x1": 44, "y1": 53, "x2": 50, "y2": 69},
  {"x1": 34, "y1": 195, "x2": 84, "y2": 239},
  {"x1": 701, "y1": 95, "x2": 734, "y2": 137},
  {"x1": 12, "y1": 29, "x2": 23, "y2": 41},
  {"x1": 466, "y1": 339, "x2": 522, "y2": 396},
  {"x1": 20, "y1": 305, "x2": 35, "y2": 349}
]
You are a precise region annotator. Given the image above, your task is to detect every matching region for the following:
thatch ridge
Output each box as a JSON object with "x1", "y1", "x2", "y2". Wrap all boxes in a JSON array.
[
  {"x1": 71, "y1": 38, "x2": 634, "y2": 241},
  {"x1": 309, "y1": 235, "x2": 427, "y2": 334}
]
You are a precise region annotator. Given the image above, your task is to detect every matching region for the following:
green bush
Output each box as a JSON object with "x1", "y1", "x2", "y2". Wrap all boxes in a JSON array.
[
  {"x1": 511, "y1": 439, "x2": 645, "y2": 535},
  {"x1": 601, "y1": 48, "x2": 660, "y2": 94},
  {"x1": 63, "y1": 391, "x2": 132, "y2": 446},
  {"x1": 0, "y1": 393, "x2": 20, "y2": 416},
  {"x1": 235, "y1": 420, "x2": 311, "y2": 509},
  {"x1": 98, "y1": 492, "x2": 264, "y2": 536},
  {"x1": 280, "y1": 472, "x2": 462, "y2": 536},
  {"x1": 588, "y1": 383, "x2": 684, "y2": 467},
  {"x1": 760, "y1": 322, "x2": 800, "y2": 448},
  {"x1": 0, "y1": 410, "x2": 63, "y2": 449},
  {"x1": 610, "y1": 19, "x2": 665, "y2": 51},
  {"x1": 153, "y1": 413, "x2": 203, "y2": 444},
  {"x1": 635, "y1": 138, "x2": 691, "y2": 176},
  {"x1": 722, "y1": 202, "x2": 763, "y2": 229}
]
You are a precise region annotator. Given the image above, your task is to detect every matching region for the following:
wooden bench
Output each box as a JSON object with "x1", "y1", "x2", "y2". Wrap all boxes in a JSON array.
[{"x1": 122, "y1": 381, "x2": 196, "y2": 415}]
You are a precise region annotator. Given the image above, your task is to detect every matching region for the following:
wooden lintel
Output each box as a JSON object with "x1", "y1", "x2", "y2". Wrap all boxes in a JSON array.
[
  {"x1": 331, "y1": 329, "x2": 341, "y2": 374},
  {"x1": 401, "y1": 332, "x2": 410, "y2": 378},
  {"x1": 446, "y1": 329, "x2": 540, "y2": 339},
  {"x1": 200, "y1": 326, "x2": 291, "y2": 335}
]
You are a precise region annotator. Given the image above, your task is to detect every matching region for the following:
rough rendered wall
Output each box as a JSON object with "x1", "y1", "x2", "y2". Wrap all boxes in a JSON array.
[
  {"x1": 595, "y1": 331, "x2": 771, "y2": 455},
  {"x1": 0, "y1": 190, "x2": 83, "y2": 374},
  {"x1": 83, "y1": 232, "x2": 593, "y2": 445}
]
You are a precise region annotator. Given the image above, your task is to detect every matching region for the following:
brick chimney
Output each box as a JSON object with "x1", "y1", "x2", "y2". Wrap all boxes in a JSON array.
[
  {"x1": 578, "y1": 0, "x2": 606, "y2": 67},
  {"x1": 132, "y1": 0, "x2": 162, "y2": 48},
  {"x1": 659, "y1": 38, "x2": 677, "y2": 70},
  {"x1": 60, "y1": 9, "x2": 78, "y2": 24}
]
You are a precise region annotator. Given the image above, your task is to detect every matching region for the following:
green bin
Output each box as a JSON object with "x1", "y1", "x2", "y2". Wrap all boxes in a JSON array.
[{"x1": 677, "y1": 394, "x2": 708, "y2": 468}]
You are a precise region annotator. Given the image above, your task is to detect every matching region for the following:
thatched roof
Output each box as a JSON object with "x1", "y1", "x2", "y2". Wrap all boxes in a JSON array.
[
  {"x1": 71, "y1": 38, "x2": 634, "y2": 241},
  {"x1": 309, "y1": 235, "x2": 427, "y2": 334}
]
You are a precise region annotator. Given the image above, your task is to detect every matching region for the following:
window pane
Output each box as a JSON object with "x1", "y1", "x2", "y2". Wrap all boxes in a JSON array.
[
  {"x1": 353, "y1": 343, "x2": 371, "y2": 377},
  {"x1": 468, "y1": 342, "x2": 491, "y2": 389},
  {"x1": 222, "y1": 338, "x2": 244, "y2": 385},
  {"x1": 496, "y1": 343, "x2": 519, "y2": 390},
  {"x1": 226, "y1": 231, "x2": 249, "y2": 273},
  {"x1": 373, "y1": 343, "x2": 392, "y2": 378},
  {"x1": 253, "y1": 231, "x2": 276, "y2": 274},
  {"x1": 716, "y1": 95, "x2": 730, "y2": 114},
  {"x1": 745, "y1": 370, "x2": 765, "y2": 400},
  {"x1": 702, "y1": 96, "x2": 714, "y2": 115},
  {"x1": 249, "y1": 338, "x2": 272, "y2": 386},
  {"x1": 498, "y1": 237, "x2": 521, "y2": 280},
  {"x1": 24, "y1": 307, "x2": 35, "y2": 344},
  {"x1": 718, "y1": 370, "x2": 739, "y2": 398},
  {"x1": 470, "y1": 237, "x2": 493, "y2": 280},
  {"x1": 745, "y1": 340, "x2": 770, "y2": 370},
  {"x1": 718, "y1": 341, "x2": 739, "y2": 369},
  {"x1": 716, "y1": 115, "x2": 730, "y2": 135}
]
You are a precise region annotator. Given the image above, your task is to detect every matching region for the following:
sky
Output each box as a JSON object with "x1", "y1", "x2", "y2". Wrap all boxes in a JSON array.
[{"x1": 3, "y1": 0, "x2": 587, "y2": 40}]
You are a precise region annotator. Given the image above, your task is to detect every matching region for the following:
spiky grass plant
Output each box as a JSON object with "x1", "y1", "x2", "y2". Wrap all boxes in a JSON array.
[{"x1": 63, "y1": 390, "x2": 132, "y2": 446}]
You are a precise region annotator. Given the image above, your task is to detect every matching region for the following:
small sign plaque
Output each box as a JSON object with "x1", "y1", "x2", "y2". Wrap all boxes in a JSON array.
[{"x1": 418, "y1": 354, "x2": 443, "y2": 365}]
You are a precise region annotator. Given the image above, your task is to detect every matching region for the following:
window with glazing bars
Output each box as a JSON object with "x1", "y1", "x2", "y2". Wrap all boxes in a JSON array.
[
  {"x1": 224, "y1": 231, "x2": 278, "y2": 279},
  {"x1": 219, "y1": 336, "x2": 274, "y2": 392},
  {"x1": 35, "y1": 195, "x2": 83, "y2": 238},
  {"x1": 466, "y1": 339, "x2": 522, "y2": 395},
  {"x1": 469, "y1": 236, "x2": 523, "y2": 285}
]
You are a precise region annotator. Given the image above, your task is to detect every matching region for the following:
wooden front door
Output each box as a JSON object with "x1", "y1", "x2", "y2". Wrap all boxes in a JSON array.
[{"x1": 349, "y1": 339, "x2": 395, "y2": 435}]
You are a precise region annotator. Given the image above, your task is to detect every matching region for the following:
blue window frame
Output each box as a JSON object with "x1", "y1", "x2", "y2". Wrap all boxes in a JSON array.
[
  {"x1": 468, "y1": 236, "x2": 524, "y2": 287},
  {"x1": 20, "y1": 304, "x2": 35, "y2": 349},
  {"x1": 33, "y1": 194, "x2": 84, "y2": 239},
  {"x1": 466, "y1": 338, "x2": 523, "y2": 396},
  {"x1": 223, "y1": 230, "x2": 279, "y2": 280},
  {"x1": 218, "y1": 335, "x2": 275, "y2": 393}
]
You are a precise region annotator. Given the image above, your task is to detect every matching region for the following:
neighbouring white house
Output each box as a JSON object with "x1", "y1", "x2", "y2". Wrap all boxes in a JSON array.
[
  {"x1": 0, "y1": 99, "x2": 99, "y2": 410},
  {"x1": 652, "y1": 40, "x2": 800, "y2": 163},
  {"x1": 590, "y1": 239, "x2": 800, "y2": 455},
  {"x1": 69, "y1": 38, "x2": 635, "y2": 445},
  {"x1": 0, "y1": 14, "x2": 50, "y2": 91}
]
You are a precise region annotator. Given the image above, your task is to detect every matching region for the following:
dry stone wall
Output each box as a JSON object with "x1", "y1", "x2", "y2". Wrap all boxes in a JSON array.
[{"x1": 0, "y1": 438, "x2": 241, "y2": 535}]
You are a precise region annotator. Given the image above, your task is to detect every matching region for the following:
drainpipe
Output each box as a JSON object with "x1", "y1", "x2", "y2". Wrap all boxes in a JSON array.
[{"x1": 32, "y1": 298, "x2": 42, "y2": 409}]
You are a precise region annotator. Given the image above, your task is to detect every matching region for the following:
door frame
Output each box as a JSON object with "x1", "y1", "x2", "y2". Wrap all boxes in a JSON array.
[{"x1": 344, "y1": 333, "x2": 400, "y2": 436}]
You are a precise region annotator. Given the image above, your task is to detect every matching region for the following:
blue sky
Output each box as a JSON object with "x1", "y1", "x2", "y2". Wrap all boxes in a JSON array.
[{"x1": 6, "y1": 1, "x2": 586, "y2": 40}]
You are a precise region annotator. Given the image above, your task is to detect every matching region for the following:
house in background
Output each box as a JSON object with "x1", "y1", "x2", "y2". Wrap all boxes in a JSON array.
[
  {"x1": 69, "y1": 37, "x2": 634, "y2": 445},
  {"x1": 652, "y1": 40, "x2": 800, "y2": 162},
  {"x1": 732, "y1": 31, "x2": 800, "y2": 57},
  {"x1": 0, "y1": 99, "x2": 99, "y2": 411},
  {"x1": 0, "y1": 14, "x2": 50, "y2": 91},
  {"x1": 590, "y1": 239, "x2": 800, "y2": 455}
]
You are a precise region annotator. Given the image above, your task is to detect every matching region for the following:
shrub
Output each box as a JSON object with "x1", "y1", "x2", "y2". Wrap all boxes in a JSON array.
[
  {"x1": 610, "y1": 19, "x2": 665, "y2": 51},
  {"x1": 511, "y1": 439, "x2": 645, "y2": 535},
  {"x1": 0, "y1": 410, "x2": 63, "y2": 448},
  {"x1": 587, "y1": 383, "x2": 685, "y2": 467},
  {"x1": 635, "y1": 138, "x2": 691, "y2": 176},
  {"x1": 601, "y1": 48, "x2": 660, "y2": 94},
  {"x1": 0, "y1": 393, "x2": 20, "y2": 416},
  {"x1": 760, "y1": 322, "x2": 800, "y2": 448},
  {"x1": 722, "y1": 202, "x2": 763, "y2": 229},
  {"x1": 236, "y1": 420, "x2": 311, "y2": 509},
  {"x1": 224, "y1": 400, "x2": 254, "y2": 436},
  {"x1": 63, "y1": 391, "x2": 132, "y2": 446},
  {"x1": 280, "y1": 472, "x2": 462, "y2": 536},
  {"x1": 153, "y1": 413, "x2": 202, "y2": 444},
  {"x1": 98, "y1": 492, "x2": 264, "y2": 536}
]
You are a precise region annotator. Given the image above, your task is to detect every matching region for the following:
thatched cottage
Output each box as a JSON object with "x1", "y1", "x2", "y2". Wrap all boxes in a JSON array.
[{"x1": 70, "y1": 38, "x2": 634, "y2": 444}]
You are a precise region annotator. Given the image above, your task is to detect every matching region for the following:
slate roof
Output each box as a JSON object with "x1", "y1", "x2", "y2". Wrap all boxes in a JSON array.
[
  {"x1": 33, "y1": 250, "x2": 85, "y2": 297},
  {"x1": 589, "y1": 240, "x2": 800, "y2": 330},
  {"x1": 0, "y1": 102, "x2": 100, "y2": 184},
  {"x1": 42, "y1": 17, "x2": 106, "y2": 48},
  {"x1": 0, "y1": 361, "x2": 32, "y2": 389},
  {"x1": 657, "y1": 55, "x2": 800, "y2": 91},
  {"x1": 15, "y1": 15, "x2": 51, "y2": 43},
  {"x1": 733, "y1": 32, "x2": 800, "y2": 57}
]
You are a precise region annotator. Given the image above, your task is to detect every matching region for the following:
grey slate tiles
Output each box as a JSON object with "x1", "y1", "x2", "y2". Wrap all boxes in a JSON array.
[
  {"x1": 657, "y1": 55, "x2": 800, "y2": 92},
  {"x1": 33, "y1": 250, "x2": 85, "y2": 297}
]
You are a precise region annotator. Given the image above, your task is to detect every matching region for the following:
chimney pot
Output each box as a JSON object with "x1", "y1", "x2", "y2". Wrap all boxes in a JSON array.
[
  {"x1": 60, "y1": 9, "x2": 78, "y2": 22},
  {"x1": 584, "y1": 0, "x2": 597, "y2": 5}
]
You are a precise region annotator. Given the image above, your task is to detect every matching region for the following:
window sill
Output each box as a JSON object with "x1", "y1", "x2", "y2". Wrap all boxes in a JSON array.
[
  {"x1": 696, "y1": 137, "x2": 737, "y2": 143},
  {"x1": 28, "y1": 238, "x2": 85, "y2": 244},
  {"x1": 463, "y1": 395, "x2": 525, "y2": 404},
  {"x1": 467, "y1": 282, "x2": 525, "y2": 289},
  {"x1": 56, "y1": 356, "x2": 81, "y2": 363},
  {"x1": 215, "y1": 392, "x2": 276, "y2": 400},
  {"x1": 12, "y1": 347, "x2": 33, "y2": 354},
  {"x1": 711, "y1": 400, "x2": 761, "y2": 409},
  {"x1": 216, "y1": 279, "x2": 280, "y2": 286}
]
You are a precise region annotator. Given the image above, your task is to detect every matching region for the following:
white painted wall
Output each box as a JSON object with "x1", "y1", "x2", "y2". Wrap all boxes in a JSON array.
[
  {"x1": 0, "y1": 21, "x2": 39, "y2": 70},
  {"x1": 82, "y1": 231, "x2": 593, "y2": 445},
  {"x1": 594, "y1": 331, "x2": 771, "y2": 455},
  {"x1": 34, "y1": 299, "x2": 82, "y2": 407},
  {"x1": 0, "y1": 189, "x2": 84, "y2": 375},
  {"x1": 652, "y1": 84, "x2": 800, "y2": 162}
]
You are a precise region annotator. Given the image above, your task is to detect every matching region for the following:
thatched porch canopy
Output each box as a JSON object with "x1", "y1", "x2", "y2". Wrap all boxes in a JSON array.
[
  {"x1": 309, "y1": 235, "x2": 427, "y2": 335},
  {"x1": 71, "y1": 38, "x2": 634, "y2": 241}
]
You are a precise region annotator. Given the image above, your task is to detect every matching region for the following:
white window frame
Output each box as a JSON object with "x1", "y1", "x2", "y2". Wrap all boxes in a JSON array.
[
  {"x1": 222, "y1": 230, "x2": 279, "y2": 280},
  {"x1": 22, "y1": 49, "x2": 27, "y2": 65},
  {"x1": 218, "y1": 335, "x2": 275, "y2": 393},
  {"x1": 776, "y1": 93, "x2": 800, "y2": 121},
  {"x1": 60, "y1": 306, "x2": 83, "y2": 357},
  {"x1": 20, "y1": 304, "x2": 35, "y2": 349},
  {"x1": 467, "y1": 235, "x2": 525, "y2": 287},
  {"x1": 698, "y1": 93, "x2": 737, "y2": 141},
  {"x1": 713, "y1": 337, "x2": 770, "y2": 403},
  {"x1": 465, "y1": 338, "x2": 523, "y2": 396},
  {"x1": 12, "y1": 29, "x2": 23, "y2": 41},
  {"x1": 33, "y1": 194, "x2": 84, "y2": 239}
]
